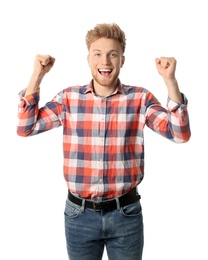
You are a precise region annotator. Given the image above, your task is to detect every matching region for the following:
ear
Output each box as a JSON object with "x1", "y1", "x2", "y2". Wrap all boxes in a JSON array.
[{"x1": 121, "y1": 55, "x2": 125, "y2": 68}]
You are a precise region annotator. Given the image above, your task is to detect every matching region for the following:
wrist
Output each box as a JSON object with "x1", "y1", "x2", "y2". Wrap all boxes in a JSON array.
[
  {"x1": 163, "y1": 77, "x2": 177, "y2": 86},
  {"x1": 25, "y1": 72, "x2": 44, "y2": 96}
]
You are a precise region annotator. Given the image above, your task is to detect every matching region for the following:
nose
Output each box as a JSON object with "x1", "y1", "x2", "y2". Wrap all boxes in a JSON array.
[{"x1": 101, "y1": 54, "x2": 110, "y2": 65}]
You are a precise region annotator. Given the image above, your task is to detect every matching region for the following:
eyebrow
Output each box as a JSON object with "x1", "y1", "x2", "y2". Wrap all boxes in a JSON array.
[{"x1": 92, "y1": 49, "x2": 119, "y2": 53}]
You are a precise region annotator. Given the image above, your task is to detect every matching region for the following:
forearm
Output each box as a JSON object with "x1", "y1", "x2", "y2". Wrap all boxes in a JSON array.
[
  {"x1": 164, "y1": 78, "x2": 183, "y2": 104},
  {"x1": 25, "y1": 72, "x2": 44, "y2": 96}
]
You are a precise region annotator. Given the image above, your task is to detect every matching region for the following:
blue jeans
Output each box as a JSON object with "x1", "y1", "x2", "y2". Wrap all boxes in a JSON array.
[{"x1": 64, "y1": 198, "x2": 144, "y2": 260}]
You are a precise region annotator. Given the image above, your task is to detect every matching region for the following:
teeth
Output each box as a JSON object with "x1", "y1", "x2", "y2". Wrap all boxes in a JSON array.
[{"x1": 99, "y1": 69, "x2": 111, "y2": 72}]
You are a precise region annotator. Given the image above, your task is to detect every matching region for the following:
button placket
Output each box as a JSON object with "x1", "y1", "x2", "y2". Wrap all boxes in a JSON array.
[{"x1": 97, "y1": 98, "x2": 107, "y2": 191}]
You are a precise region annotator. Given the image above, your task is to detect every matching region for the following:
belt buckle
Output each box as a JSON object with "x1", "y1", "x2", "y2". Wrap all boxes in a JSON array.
[
  {"x1": 93, "y1": 200, "x2": 115, "y2": 211},
  {"x1": 93, "y1": 201, "x2": 104, "y2": 211}
]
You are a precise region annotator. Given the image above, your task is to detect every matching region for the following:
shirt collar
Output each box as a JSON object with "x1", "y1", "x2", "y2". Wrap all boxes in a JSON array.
[{"x1": 84, "y1": 79, "x2": 126, "y2": 95}]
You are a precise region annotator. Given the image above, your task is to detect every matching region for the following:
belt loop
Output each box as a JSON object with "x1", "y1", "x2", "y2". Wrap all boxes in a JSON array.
[
  {"x1": 115, "y1": 197, "x2": 120, "y2": 210},
  {"x1": 81, "y1": 198, "x2": 86, "y2": 212}
]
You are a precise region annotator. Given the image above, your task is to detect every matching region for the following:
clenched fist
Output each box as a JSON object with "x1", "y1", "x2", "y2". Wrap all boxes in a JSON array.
[
  {"x1": 33, "y1": 54, "x2": 56, "y2": 76},
  {"x1": 155, "y1": 57, "x2": 176, "y2": 80}
]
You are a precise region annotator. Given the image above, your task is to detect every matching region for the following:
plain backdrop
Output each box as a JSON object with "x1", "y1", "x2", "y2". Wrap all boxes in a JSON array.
[{"x1": 0, "y1": 0, "x2": 207, "y2": 259}]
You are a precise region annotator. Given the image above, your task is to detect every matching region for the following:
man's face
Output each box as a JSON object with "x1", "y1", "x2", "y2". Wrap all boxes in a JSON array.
[{"x1": 87, "y1": 37, "x2": 125, "y2": 89}]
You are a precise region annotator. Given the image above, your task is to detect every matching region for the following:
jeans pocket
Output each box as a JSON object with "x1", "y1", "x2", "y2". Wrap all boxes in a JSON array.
[
  {"x1": 121, "y1": 201, "x2": 142, "y2": 217},
  {"x1": 64, "y1": 199, "x2": 82, "y2": 219}
]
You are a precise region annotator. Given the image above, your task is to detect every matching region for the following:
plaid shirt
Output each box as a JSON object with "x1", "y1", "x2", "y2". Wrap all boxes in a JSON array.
[{"x1": 17, "y1": 80, "x2": 191, "y2": 200}]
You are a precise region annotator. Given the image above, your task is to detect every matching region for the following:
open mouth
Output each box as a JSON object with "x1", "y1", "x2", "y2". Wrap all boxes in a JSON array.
[{"x1": 98, "y1": 69, "x2": 112, "y2": 77}]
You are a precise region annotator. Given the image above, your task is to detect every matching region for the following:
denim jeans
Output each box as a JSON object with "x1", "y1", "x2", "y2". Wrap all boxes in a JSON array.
[{"x1": 64, "y1": 198, "x2": 144, "y2": 260}]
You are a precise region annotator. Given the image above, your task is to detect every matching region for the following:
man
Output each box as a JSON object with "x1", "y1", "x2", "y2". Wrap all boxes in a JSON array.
[{"x1": 17, "y1": 23, "x2": 191, "y2": 260}]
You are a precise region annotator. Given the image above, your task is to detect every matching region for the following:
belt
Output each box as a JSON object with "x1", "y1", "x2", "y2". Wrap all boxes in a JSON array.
[{"x1": 68, "y1": 187, "x2": 141, "y2": 211}]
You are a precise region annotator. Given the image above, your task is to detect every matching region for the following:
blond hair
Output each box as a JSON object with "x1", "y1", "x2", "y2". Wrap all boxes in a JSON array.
[{"x1": 85, "y1": 23, "x2": 126, "y2": 53}]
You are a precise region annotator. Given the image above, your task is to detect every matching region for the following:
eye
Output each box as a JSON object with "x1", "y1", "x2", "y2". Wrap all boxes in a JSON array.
[
  {"x1": 95, "y1": 53, "x2": 101, "y2": 57},
  {"x1": 110, "y1": 53, "x2": 117, "y2": 58}
]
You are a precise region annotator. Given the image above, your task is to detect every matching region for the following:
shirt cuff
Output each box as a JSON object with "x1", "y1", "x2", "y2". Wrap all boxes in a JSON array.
[
  {"x1": 19, "y1": 88, "x2": 40, "y2": 106},
  {"x1": 167, "y1": 93, "x2": 188, "y2": 112}
]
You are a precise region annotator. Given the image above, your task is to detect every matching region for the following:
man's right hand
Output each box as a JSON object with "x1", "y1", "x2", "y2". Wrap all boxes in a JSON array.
[
  {"x1": 25, "y1": 54, "x2": 55, "y2": 96},
  {"x1": 34, "y1": 54, "x2": 55, "y2": 76}
]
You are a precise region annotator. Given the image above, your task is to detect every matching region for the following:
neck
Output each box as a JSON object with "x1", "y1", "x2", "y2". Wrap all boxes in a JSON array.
[{"x1": 93, "y1": 80, "x2": 118, "y2": 97}]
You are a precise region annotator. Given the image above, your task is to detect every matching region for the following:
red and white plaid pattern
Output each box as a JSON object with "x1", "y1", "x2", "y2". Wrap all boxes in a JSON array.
[{"x1": 17, "y1": 80, "x2": 191, "y2": 199}]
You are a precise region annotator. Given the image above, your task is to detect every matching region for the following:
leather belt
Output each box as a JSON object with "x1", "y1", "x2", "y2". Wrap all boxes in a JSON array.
[{"x1": 68, "y1": 187, "x2": 141, "y2": 211}]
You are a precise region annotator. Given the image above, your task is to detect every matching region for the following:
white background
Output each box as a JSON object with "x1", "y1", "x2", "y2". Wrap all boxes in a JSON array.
[{"x1": 0, "y1": 0, "x2": 207, "y2": 259}]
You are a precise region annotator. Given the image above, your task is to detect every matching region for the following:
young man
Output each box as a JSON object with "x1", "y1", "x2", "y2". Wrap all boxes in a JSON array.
[{"x1": 17, "y1": 23, "x2": 191, "y2": 260}]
